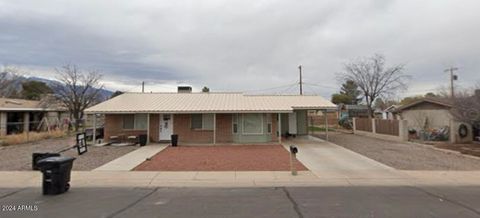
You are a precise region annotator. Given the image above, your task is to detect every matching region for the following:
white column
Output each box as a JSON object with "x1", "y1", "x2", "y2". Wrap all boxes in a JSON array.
[
  {"x1": 23, "y1": 112, "x2": 30, "y2": 134},
  {"x1": 324, "y1": 110, "x2": 329, "y2": 141},
  {"x1": 213, "y1": 113, "x2": 216, "y2": 144},
  {"x1": 0, "y1": 112, "x2": 7, "y2": 136},
  {"x1": 278, "y1": 113, "x2": 282, "y2": 143},
  {"x1": 352, "y1": 117, "x2": 357, "y2": 134},
  {"x1": 371, "y1": 118, "x2": 376, "y2": 134},
  {"x1": 92, "y1": 114, "x2": 97, "y2": 145},
  {"x1": 146, "y1": 113, "x2": 150, "y2": 144}
]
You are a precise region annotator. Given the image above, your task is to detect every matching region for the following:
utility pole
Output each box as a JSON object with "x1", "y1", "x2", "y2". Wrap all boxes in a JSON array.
[
  {"x1": 298, "y1": 65, "x2": 303, "y2": 95},
  {"x1": 142, "y1": 81, "x2": 145, "y2": 93},
  {"x1": 444, "y1": 67, "x2": 458, "y2": 98}
]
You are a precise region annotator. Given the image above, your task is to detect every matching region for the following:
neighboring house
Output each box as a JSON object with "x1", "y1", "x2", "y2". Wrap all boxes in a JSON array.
[
  {"x1": 85, "y1": 88, "x2": 335, "y2": 144},
  {"x1": 337, "y1": 104, "x2": 369, "y2": 118},
  {"x1": 0, "y1": 98, "x2": 69, "y2": 136},
  {"x1": 382, "y1": 105, "x2": 400, "y2": 120},
  {"x1": 397, "y1": 98, "x2": 473, "y2": 143}
]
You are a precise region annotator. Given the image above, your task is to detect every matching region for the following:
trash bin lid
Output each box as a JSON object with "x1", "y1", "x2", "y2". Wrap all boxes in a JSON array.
[{"x1": 37, "y1": 156, "x2": 76, "y2": 164}]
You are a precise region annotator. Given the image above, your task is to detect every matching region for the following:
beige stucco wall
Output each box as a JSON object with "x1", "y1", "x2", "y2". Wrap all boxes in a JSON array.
[
  {"x1": 401, "y1": 109, "x2": 452, "y2": 130},
  {"x1": 400, "y1": 108, "x2": 473, "y2": 143}
]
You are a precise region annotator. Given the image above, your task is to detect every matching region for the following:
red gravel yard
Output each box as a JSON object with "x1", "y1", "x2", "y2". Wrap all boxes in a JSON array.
[{"x1": 134, "y1": 144, "x2": 308, "y2": 171}]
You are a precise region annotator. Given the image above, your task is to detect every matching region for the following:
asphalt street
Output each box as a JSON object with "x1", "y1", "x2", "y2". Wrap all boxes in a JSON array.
[{"x1": 1, "y1": 185, "x2": 480, "y2": 218}]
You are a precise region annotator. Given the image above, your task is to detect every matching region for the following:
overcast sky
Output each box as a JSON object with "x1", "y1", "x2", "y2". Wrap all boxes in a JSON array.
[{"x1": 1, "y1": 0, "x2": 479, "y2": 98}]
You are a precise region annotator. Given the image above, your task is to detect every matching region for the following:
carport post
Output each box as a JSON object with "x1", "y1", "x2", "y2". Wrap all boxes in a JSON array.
[
  {"x1": 92, "y1": 114, "x2": 96, "y2": 145},
  {"x1": 213, "y1": 113, "x2": 216, "y2": 144},
  {"x1": 278, "y1": 113, "x2": 282, "y2": 143},
  {"x1": 146, "y1": 113, "x2": 150, "y2": 144},
  {"x1": 324, "y1": 109, "x2": 329, "y2": 141}
]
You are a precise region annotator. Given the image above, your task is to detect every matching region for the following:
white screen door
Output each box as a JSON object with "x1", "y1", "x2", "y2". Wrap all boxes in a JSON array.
[
  {"x1": 159, "y1": 114, "x2": 173, "y2": 140},
  {"x1": 288, "y1": 112, "x2": 297, "y2": 134}
]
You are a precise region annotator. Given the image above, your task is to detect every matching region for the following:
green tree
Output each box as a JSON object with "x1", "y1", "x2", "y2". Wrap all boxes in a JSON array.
[
  {"x1": 331, "y1": 93, "x2": 352, "y2": 104},
  {"x1": 202, "y1": 86, "x2": 210, "y2": 92},
  {"x1": 339, "y1": 80, "x2": 362, "y2": 104},
  {"x1": 424, "y1": 92, "x2": 436, "y2": 98},
  {"x1": 21, "y1": 80, "x2": 53, "y2": 100}
]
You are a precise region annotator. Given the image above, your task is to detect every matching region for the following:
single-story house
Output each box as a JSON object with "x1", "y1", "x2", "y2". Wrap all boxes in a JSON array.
[
  {"x1": 378, "y1": 105, "x2": 400, "y2": 120},
  {"x1": 397, "y1": 98, "x2": 473, "y2": 143},
  {"x1": 85, "y1": 89, "x2": 336, "y2": 144},
  {"x1": 0, "y1": 98, "x2": 69, "y2": 136}
]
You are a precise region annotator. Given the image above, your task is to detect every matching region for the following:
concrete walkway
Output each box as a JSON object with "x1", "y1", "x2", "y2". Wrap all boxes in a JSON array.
[{"x1": 94, "y1": 144, "x2": 167, "y2": 171}]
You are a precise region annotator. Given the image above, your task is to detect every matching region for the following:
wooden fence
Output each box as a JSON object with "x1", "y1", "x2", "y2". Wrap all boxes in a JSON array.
[
  {"x1": 309, "y1": 113, "x2": 338, "y2": 127},
  {"x1": 355, "y1": 118, "x2": 372, "y2": 132},
  {"x1": 353, "y1": 118, "x2": 407, "y2": 142},
  {"x1": 374, "y1": 119, "x2": 399, "y2": 136}
]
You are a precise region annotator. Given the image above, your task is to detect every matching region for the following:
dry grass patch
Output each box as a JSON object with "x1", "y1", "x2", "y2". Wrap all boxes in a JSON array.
[{"x1": 0, "y1": 130, "x2": 67, "y2": 146}]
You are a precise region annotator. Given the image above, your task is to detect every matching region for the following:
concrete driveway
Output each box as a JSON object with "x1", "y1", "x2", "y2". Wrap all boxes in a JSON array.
[{"x1": 283, "y1": 137, "x2": 405, "y2": 181}]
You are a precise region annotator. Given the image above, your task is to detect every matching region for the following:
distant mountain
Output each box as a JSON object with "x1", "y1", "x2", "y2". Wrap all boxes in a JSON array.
[{"x1": 0, "y1": 72, "x2": 114, "y2": 100}]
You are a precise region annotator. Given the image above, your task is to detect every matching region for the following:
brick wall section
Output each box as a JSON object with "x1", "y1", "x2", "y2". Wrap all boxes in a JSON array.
[
  {"x1": 104, "y1": 114, "x2": 160, "y2": 143},
  {"x1": 149, "y1": 114, "x2": 160, "y2": 142},
  {"x1": 173, "y1": 114, "x2": 213, "y2": 143},
  {"x1": 271, "y1": 113, "x2": 278, "y2": 142},
  {"x1": 215, "y1": 114, "x2": 233, "y2": 143}
]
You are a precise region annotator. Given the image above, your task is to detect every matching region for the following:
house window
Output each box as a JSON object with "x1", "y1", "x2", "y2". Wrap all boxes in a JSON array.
[
  {"x1": 123, "y1": 114, "x2": 148, "y2": 130},
  {"x1": 191, "y1": 114, "x2": 202, "y2": 129},
  {"x1": 232, "y1": 114, "x2": 238, "y2": 134},
  {"x1": 123, "y1": 115, "x2": 134, "y2": 129},
  {"x1": 134, "y1": 114, "x2": 148, "y2": 130},
  {"x1": 243, "y1": 113, "x2": 263, "y2": 134},
  {"x1": 191, "y1": 114, "x2": 214, "y2": 130},
  {"x1": 266, "y1": 114, "x2": 272, "y2": 134}
]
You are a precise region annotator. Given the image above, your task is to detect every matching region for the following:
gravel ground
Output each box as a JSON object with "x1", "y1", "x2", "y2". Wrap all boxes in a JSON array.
[
  {"x1": 135, "y1": 145, "x2": 307, "y2": 171},
  {"x1": 315, "y1": 132, "x2": 480, "y2": 170},
  {"x1": 0, "y1": 137, "x2": 137, "y2": 171}
]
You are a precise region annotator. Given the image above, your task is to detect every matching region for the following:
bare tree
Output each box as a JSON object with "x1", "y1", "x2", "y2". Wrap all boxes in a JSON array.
[
  {"x1": 338, "y1": 54, "x2": 409, "y2": 117},
  {"x1": 450, "y1": 85, "x2": 480, "y2": 129},
  {"x1": 53, "y1": 65, "x2": 104, "y2": 131}
]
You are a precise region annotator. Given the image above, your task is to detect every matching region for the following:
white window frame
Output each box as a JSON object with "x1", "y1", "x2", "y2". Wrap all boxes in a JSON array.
[{"x1": 242, "y1": 113, "x2": 264, "y2": 135}]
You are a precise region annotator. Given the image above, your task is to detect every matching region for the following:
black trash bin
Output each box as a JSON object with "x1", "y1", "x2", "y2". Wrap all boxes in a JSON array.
[
  {"x1": 139, "y1": 134, "x2": 147, "y2": 146},
  {"x1": 37, "y1": 156, "x2": 76, "y2": 195},
  {"x1": 32, "y1": 152, "x2": 60, "y2": 170},
  {"x1": 171, "y1": 134, "x2": 178, "y2": 147}
]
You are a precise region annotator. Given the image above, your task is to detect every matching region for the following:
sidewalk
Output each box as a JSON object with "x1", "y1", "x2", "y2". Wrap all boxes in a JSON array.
[
  {"x1": 2, "y1": 170, "x2": 480, "y2": 188},
  {"x1": 93, "y1": 144, "x2": 167, "y2": 171}
]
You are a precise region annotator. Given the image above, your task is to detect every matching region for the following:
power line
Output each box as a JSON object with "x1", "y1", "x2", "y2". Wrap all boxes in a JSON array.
[
  {"x1": 242, "y1": 82, "x2": 299, "y2": 93},
  {"x1": 302, "y1": 82, "x2": 338, "y2": 90}
]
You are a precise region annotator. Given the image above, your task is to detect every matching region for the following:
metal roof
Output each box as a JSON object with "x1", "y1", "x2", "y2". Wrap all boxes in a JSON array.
[
  {"x1": 397, "y1": 98, "x2": 452, "y2": 111},
  {"x1": 0, "y1": 97, "x2": 65, "y2": 112},
  {"x1": 85, "y1": 92, "x2": 336, "y2": 114}
]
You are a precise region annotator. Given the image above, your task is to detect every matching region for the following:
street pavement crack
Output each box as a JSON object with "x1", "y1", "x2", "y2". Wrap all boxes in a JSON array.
[
  {"x1": 0, "y1": 187, "x2": 27, "y2": 200},
  {"x1": 281, "y1": 187, "x2": 304, "y2": 218},
  {"x1": 409, "y1": 186, "x2": 480, "y2": 216},
  {"x1": 107, "y1": 187, "x2": 159, "y2": 218}
]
